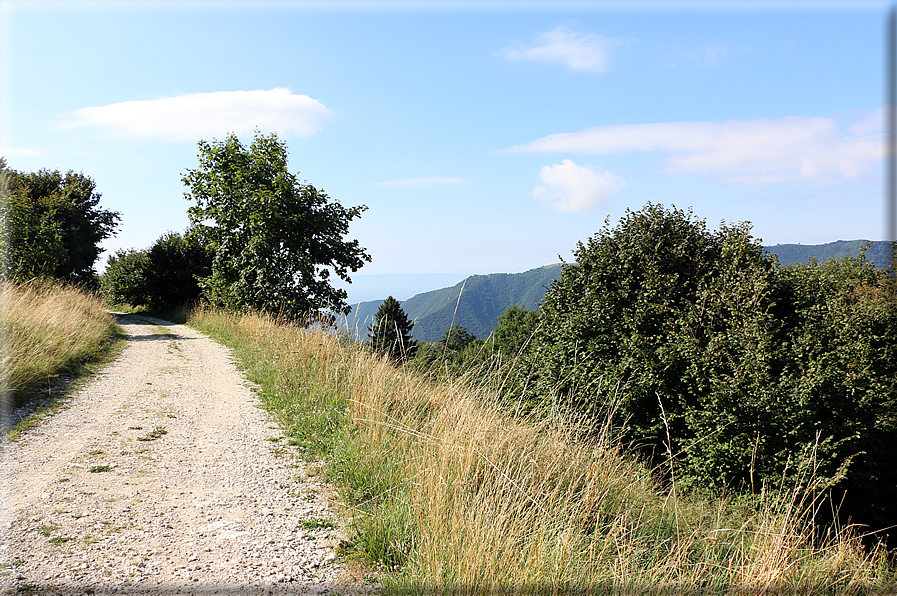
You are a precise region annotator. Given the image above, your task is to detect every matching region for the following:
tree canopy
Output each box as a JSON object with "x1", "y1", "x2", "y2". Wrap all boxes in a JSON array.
[
  {"x1": 182, "y1": 132, "x2": 370, "y2": 319},
  {"x1": 1, "y1": 158, "x2": 120, "y2": 284},
  {"x1": 101, "y1": 232, "x2": 211, "y2": 310},
  {"x1": 492, "y1": 304, "x2": 540, "y2": 358}
]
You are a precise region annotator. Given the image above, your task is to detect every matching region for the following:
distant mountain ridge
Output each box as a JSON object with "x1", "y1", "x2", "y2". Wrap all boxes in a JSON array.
[
  {"x1": 764, "y1": 240, "x2": 892, "y2": 269},
  {"x1": 341, "y1": 240, "x2": 893, "y2": 343},
  {"x1": 340, "y1": 264, "x2": 562, "y2": 342}
]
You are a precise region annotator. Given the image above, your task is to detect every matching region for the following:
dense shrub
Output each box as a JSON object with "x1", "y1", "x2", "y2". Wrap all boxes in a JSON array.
[
  {"x1": 100, "y1": 248, "x2": 151, "y2": 307},
  {"x1": 144, "y1": 232, "x2": 211, "y2": 309},
  {"x1": 527, "y1": 203, "x2": 897, "y2": 535},
  {"x1": 492, "y1": 304, "x2": 540, "y2": 358}
]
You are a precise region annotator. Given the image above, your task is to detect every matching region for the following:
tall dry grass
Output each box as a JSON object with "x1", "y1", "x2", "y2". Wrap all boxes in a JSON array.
[
  {"x1": 1, "y1": 279, "x2": 118, "y2": 410},
  {"x1": 189, "y1": 307, "x2": 897, "y2": 594}
]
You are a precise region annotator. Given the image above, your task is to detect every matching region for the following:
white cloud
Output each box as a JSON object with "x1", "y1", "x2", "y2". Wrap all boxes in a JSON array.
[
  {"x1": 505, "y1": 113, "x2": 882, "y2": 184},
  {"x1": 848, "y1": 107, "x2": 884, "y2": 137},
  {"x1": 533, "y1": 159, "x2": 626, "y2": 213},
  {"x1": 502, "y1": 26, "x2": 622, "y2": 74},
  {"x1": 371, "y1": 176, "x2": 465, "y2": 187},
  {"x1": 0, "y1": 147, "x2": 39, "y2": 158},
  {"x1": 60, "y1": 88, "x2": 333, "y2": 141}
]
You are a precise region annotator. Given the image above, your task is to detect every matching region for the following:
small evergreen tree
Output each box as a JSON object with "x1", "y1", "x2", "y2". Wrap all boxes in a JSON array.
[{"x1": 368, "y1": 296, "x2": 417, "y2": 363}]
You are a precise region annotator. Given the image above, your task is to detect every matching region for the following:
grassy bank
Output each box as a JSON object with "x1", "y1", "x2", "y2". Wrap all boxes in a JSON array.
[
  {"x1": 1, "y1": 279, "x2": 119, "y2": 415},
  {"x1": 189, "y1": 307, "x2": 896, "y2": 594}
]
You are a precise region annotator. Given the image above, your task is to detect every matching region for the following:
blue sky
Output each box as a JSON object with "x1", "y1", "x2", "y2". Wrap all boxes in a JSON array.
[{"x1": 0, "y1": 1, "x2": 890, "y2": 301}]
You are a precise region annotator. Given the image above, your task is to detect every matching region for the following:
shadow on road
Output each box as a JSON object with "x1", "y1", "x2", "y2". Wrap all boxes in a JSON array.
[{"x1": 112, "y1": 313, "x2": 197, "y2": 343}]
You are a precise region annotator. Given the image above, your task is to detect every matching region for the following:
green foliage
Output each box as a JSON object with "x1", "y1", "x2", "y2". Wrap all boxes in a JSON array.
[
  {"x1": 144, "y1": 231, "x2": 211, "y2": 309},
  {"x1": 528, "y1": 203, "x2": 897, "y2": 534},
  {"x1": 492, "y1": 304, "x2": 540, "y2": 358},
  {"x1": 1, "y1": 158, "x2": 120, "y2": 285},
  {"x1": 182, "y1": 132, "x2": 370, "y2": 319},
  {"x1": 440, "y1": 323, "x2": 476, "y2": 352},
  {"x1": 368, "y1": 296, "x2": 417, "y2": 363},
  {"x1": 100, "y1": 248, "x2": 151, "y2": 306},
  {"x1": 770, "y1": 255, "x2": 897, "y2": 530},
  {"x1": 100, "y1": 232, "x2": 211, "y2": 310},
  {"x1": 407, "y1": 307, "x2": 544, "y2": 393},
  {"x1": 409, "y1": 325, "x2": 493, "y2": 381}
]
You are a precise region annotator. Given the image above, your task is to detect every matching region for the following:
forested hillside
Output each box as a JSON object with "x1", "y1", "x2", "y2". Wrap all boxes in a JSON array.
[
  {"x1": 341, "y1": 264, "x2": 561, "y2": 342},
  {"x1": 766, "y1": 239, "x2": 892, "y2": 268}
]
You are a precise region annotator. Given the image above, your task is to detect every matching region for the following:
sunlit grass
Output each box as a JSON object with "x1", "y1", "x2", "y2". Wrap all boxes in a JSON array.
[
  {"x1": 189, "y1": 307, "x2": 897, "y2": 594},
  {"x1": 1, "y1": 279, "x2": 119, "y2": 412}
]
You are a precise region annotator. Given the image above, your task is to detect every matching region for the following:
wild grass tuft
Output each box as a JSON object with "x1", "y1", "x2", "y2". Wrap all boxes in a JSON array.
[
  {"x1": 1, "y1": 279, "x2": 119, "y2": 413},
  {"x1": 189, "y1": 307, "x2": 897, "y2": 594}
]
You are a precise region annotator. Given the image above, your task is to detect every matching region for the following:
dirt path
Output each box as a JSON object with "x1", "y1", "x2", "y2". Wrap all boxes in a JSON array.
[{"x1": 1, "y1": 314, "x2": 367, "y2": 595}]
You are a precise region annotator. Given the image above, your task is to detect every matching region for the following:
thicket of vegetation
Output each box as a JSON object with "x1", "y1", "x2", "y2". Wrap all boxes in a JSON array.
[
  {"x1": 191, "y1": 307, "x2": 897, "y2": 593},
  {"x1": 0, "y1": 157, "x2": 121, "y2": 414}
]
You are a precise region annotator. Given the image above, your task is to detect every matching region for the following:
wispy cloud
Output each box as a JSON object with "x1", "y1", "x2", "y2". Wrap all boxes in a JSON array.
[
  {"x1": 0, "y1": 147, "x2": 39, "y2": 158},
  {"x1": 59, "y1": 88, "x2": 333, "y2": 141},
  {"x1": 533, "y1": 159, "x2": 626, "y2": 213},
  {"x1": 505, "y1": 113, "x2": 882, "y2": 184},
  {"x1": 501, "y1": 26, "x2": 625, "y2": 74},
  {"x1": 371, "y1": 176, "x2": 465, "y2": 187}
]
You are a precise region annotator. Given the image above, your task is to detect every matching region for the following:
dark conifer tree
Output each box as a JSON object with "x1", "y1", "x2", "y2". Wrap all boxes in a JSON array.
[{"x1": 368, "y1": 296, "x2": 417, "y2": 363}]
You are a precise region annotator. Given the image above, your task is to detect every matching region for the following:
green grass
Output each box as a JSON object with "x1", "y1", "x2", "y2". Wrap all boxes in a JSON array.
[{"x1": 189, "y1": 307, "x2": 897, "y2": 594}]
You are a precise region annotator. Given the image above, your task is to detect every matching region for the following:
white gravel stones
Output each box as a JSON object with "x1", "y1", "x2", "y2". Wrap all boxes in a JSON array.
[{"x1": 1, "y1": 314, "x2": 370, "y2": 595}]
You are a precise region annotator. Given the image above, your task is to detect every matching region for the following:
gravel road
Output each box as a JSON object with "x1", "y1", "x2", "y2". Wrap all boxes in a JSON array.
[{"x1": 1, "y1": 314, "x2": 369, "y2": 595}]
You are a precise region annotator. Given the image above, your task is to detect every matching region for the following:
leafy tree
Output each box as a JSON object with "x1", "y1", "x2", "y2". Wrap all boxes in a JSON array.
[
  {"x1": 368, "y1": 296, "x2": 417, "y2": 363},
  {"x1": 100, "y1": 249, "x2": 151, "y2": 307},
  {"x1": 492, "y1": 304, "x2": 540, "y2": 358},
  {"x1": 144, "y1": 232, "x2": 211, "y2": 309},
  {"x1": 1, "y1": 158, "x2": 119, "y2": 284},
  {"x1": 441, "y1": 324, "x2": 476, "y2": 352},
  {"x1": 182, "y1": 132, "x2": 370, "y2": 319},
  {"x1": 101, "y1": 232, "x2": 212, "y2": 310}
]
